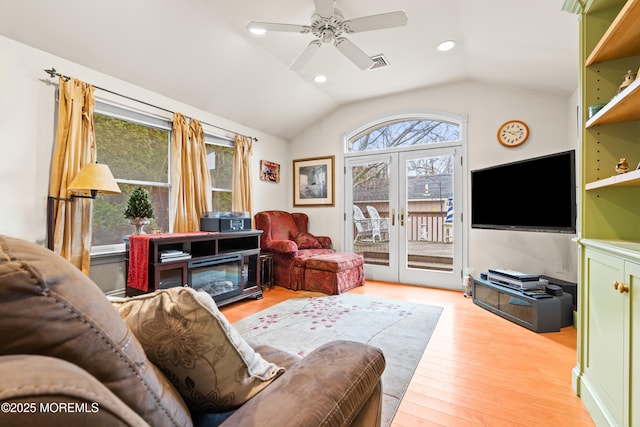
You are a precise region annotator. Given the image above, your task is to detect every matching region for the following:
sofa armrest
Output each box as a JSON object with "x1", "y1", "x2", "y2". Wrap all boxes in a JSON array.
[
  {"x1": 0, "y1": 355, "x2": 149, "y2": 427},
  {"x1": 221, "y1": 340, "x2": 385, "y2": 427},
  {"x1": 262, "y1": 239, "x2": 298, "y2": 254},
  {"x1": 251, "y1": 344, "x2": 301, "y2": 370}
]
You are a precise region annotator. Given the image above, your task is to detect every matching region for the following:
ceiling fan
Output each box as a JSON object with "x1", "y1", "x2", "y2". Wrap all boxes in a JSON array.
[{"x1": 246, "y1": 0, "x2": 408, "y2": 70}]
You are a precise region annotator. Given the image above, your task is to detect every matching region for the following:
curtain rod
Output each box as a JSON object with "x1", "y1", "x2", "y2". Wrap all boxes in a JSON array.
[{"x1": 44, "y1": 68, "x2": 258, "y2": 142}]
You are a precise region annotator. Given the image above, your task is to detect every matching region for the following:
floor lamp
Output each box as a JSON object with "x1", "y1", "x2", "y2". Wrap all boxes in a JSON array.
[{"x1": 47, "y1": 163, "x2": 121, "y2": 251}]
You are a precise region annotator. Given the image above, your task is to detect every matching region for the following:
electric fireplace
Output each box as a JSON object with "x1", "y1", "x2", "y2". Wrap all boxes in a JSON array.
[{"x1": 188, "y1": 254, "x2": 242, "y2": 302}]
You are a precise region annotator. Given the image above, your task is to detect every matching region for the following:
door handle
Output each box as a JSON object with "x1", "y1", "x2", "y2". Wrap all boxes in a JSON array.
[
  {"x1": 391, "y1": 208, "x2": 395, "y2": 226},
  {"x1": 400, "y1": 209, "x2": 404, "y2": 226}
]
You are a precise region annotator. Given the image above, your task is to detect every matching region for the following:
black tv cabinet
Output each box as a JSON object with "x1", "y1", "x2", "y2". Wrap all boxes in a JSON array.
[
  {"x1": 126, "y1": 231, "x2": 263, "y2": 307},
  {"x1": 472, "y1": 276, "x2": 561, "y2": 333}
]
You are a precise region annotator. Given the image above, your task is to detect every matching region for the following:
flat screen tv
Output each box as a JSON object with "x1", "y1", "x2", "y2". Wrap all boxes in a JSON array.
[{"x1": 471, "y1": 150, "x2": 576, "y2": 233}]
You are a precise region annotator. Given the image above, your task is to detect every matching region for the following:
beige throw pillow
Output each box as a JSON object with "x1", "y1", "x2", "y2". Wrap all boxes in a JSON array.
[{"x1": 110, "y1": 287, "x2": 284, "y2": 412}]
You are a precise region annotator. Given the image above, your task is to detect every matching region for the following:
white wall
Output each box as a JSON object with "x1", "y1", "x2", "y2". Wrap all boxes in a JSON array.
[
  {"x1": 0, "y1": 33, "x2": 579, "y2": 288},
  {"x1": 290, "y1": 80, "x2": 578, "y2": 283},
  {"x1": 0, "y1": 35, "x2": 290, "y2": 245}
]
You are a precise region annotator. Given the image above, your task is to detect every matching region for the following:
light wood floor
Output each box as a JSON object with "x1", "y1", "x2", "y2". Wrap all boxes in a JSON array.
[{"x1": 221, "y1": 281, "x2": 594, "y2": 427}]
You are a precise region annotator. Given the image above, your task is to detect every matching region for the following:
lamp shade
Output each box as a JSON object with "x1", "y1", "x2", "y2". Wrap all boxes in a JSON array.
[{"x1": 67, "y1": 163, "x2": 121, "y2": 194}]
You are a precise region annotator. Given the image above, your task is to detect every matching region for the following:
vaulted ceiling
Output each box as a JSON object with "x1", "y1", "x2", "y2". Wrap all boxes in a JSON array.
[{"x1": 0, "y1": 0, "x2": 578, "y2": 140}]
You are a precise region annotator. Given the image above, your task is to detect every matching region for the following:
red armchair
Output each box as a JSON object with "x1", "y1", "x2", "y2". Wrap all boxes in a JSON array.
[{"x1": 254, "y1": 211, "x2": 334, "y2": 290}]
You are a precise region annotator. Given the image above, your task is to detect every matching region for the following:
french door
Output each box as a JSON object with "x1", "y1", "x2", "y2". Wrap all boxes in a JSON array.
[{"x1": 345, "y1": 147, "x2": 462, "y2": 289}]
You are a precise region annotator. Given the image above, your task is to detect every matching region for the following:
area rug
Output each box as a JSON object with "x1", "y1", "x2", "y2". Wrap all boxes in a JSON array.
[{"x1": 233, "y1": 293, "x2": 443, "y2": 426}]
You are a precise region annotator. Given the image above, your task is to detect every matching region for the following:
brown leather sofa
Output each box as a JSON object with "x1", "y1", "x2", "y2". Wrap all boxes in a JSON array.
[{"x1": 0, "y1": 235, "x2": 385, "y2": 427}]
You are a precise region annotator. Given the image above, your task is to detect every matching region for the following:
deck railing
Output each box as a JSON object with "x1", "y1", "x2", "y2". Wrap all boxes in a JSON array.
[
  {"x1": 355, "y1": 211, "x2": 450, "y2": 242},
  {"x1": 407, "y1": 212, "x2": 450, "y2": 242}
]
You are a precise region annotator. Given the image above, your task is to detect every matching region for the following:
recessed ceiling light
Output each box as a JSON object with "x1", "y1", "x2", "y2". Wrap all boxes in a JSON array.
[
  {"x1": 314, "y1": 75, "x2": 327, "y2": 83},
  {"x1": 437, "y1": 40, "x2": 457, "y2": 52}
]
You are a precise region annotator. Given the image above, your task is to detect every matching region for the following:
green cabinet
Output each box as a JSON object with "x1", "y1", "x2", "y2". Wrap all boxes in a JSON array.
[
  {"x1": 581, "y1": 244, "x2": 639, "y2": 426},
  {"x1": 567, "y1": 0, "x2": 640, "y2": 425}
]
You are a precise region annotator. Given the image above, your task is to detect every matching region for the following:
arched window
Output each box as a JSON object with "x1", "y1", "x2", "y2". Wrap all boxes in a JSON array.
[{"x1": 347, "y1": 117, "x2": 460, "y2": 153}]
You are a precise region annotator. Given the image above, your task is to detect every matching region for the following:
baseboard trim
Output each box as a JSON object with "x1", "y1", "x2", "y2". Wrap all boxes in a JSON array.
[{"x1": 579, "y1": 374, "x2": 618, "y2": 427}]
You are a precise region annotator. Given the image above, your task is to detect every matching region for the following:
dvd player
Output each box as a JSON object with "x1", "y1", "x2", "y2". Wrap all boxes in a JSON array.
[{"x1": 487, "y1": 269, "x2": 545, "y2": 290}]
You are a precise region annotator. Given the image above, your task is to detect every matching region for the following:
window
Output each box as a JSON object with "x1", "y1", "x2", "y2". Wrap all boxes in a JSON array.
[
  {"x1": 347, "y1": 118, "x2": 460, "y2": 153},
  {"x1": 90, "y1": 102, "x2": 235, "y2": 252},
  {"x1": 92, "y1": 105, "x2": 171, "y2": 249},
  {"x1": 205, "y1": 135, "x2": 234, "y2": 212}
]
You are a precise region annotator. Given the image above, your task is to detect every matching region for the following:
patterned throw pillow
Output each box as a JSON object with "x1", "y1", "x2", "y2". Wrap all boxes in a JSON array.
[
  {"x1": 293, "y1": 231, "x2": 322, "y2": 249},
  {"x1": 110, "y1": 287, "x2": 285, "y2": 412}
]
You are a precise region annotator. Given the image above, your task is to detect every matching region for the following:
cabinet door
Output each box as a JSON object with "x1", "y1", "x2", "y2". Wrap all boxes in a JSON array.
[
  {"x1": 155, "y1": 262, "x2": 188, "y2": 290},
  {"x1": 584, "y1": 248, "x2": 626, "y2": 426},
  {"x1": 628, "y1": 260, "x2": 640, "y2": 427}
]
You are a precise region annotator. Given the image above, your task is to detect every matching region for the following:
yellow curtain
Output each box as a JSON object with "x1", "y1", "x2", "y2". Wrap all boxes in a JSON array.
[
  {"x1": 189, "y1": 119, "x2": 212, "y2": 218},
  {"x1": 171, "y1": 113, "x2": 212, "y2": 232},
  {"x1": 171, "y1": 112, "x2": 189, "y2": 232},
  {"x1": 48, "y1": 77, "x2": 96, "y2": 274},
  {"x1": 232, "y1": 134, "x2": 253, "y2": 215}
]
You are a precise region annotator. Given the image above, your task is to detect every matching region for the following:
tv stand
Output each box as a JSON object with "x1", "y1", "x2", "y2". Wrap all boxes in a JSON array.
[
  {"x1": 472, "y1": 276, "x2": 561, "y2": 333},
  {"x1": 126, "y1": 231, "x2": 263, "y2": 307}
]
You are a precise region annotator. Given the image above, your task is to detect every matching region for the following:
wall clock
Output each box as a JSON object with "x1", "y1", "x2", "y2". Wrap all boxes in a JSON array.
[{"x1": 497, "y1": 120, "x2": 529, "y2": 147}]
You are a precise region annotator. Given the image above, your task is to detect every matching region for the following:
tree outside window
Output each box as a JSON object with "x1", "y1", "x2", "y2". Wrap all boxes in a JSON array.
[
  {"x1": 349, "y1": 119, "x2": 459, "y2": 187},
  {"x1": 53, "y1": 97, "x2": 237, "y2": 251},
  {"x1": 92, "y1": 113, "x2": 170, "y2": 247}
]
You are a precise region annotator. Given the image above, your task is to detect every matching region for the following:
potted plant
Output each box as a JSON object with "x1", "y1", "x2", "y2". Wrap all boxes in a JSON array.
[{"x1": 124, "y1": 187, "x2": 154, "y2": 235}]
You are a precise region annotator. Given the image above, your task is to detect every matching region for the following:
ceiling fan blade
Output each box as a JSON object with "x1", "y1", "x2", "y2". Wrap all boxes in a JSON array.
[
  {"x1": 246, "y1": 21, "x2": 311, "y2": 34},
  {"x1": 343, "y1": 11, "x2": 408, "y2": 33},
  {"x1": 290, "y1": 40, "x2": 322, "y2": 70},
  {"x1": 334, "y1": 37, "x2": 374, "y2": 70},
  {"x1": 314, "y1": 0, "x2": 334, "y2": 18}
]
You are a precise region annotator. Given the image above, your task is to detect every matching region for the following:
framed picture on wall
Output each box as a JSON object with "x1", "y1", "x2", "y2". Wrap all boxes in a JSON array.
[
  {"x1": 260, "y1": 160, "x2": 280, "y2": 183},
  {"x1": 293, "y1": 155, "x2": 334, "y2": 207}
]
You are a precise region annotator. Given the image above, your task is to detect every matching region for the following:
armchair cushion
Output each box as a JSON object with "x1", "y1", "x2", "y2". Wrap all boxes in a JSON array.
[
  {"x1": 110, "y1": 287, "x2": 285, "y2": 413},
  {"x1": 292, "y1": 231, "x2": 322, "y2": 249},
  {"x1": 0, "y1": 235, "x2": 191, "y2": 427}
]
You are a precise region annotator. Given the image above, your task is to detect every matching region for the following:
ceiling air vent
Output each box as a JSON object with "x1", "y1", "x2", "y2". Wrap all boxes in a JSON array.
[{"x1": 369, "y1": 54, "x2": 389, "y2": 70}]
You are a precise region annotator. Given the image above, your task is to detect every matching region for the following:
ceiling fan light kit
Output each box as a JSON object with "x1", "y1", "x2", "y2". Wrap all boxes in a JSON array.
[{"x1": 247, "y1": 0, "x2": 407, "y2": 70}]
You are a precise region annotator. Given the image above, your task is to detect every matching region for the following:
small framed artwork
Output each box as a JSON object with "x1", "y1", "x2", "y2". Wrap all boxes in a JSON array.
[
  {"x1": 293, "y1": 155, "x2": 335, "y2": 207},
  {"x1": 260, "y1": 160, "x2": 280, "y2": 183}
]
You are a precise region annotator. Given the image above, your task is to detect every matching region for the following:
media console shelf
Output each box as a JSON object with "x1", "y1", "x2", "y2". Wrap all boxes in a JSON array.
[
  {"x1": 472, "y1": 277, "x2": 561, "y2": 333},
  {"x1": 126, "y1": 231, "x2": 263, "y2": 307}
]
